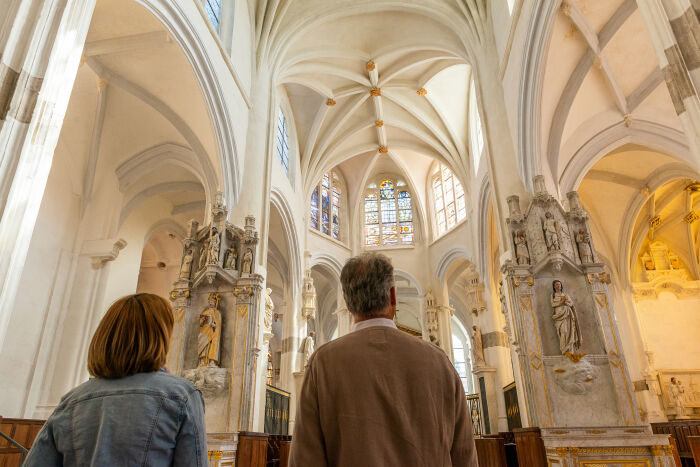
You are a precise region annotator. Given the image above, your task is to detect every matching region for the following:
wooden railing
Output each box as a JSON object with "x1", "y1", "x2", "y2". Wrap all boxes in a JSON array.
[
  {"x1": 264, "y1": 385, "x2": 290, "y2": 436},
  {"x1": 0, "y1": 417, "x2": 46, "y2": 467}
]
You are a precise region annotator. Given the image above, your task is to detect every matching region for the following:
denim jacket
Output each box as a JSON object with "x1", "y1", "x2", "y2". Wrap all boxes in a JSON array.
[{"x1": 24, "y1": 369, "x2": 208, "y2": 466}]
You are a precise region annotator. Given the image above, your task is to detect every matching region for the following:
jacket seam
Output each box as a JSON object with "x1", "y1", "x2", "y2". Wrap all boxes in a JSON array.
[{"x1": 141, "y1": 395, "x2": 165, "y2": 466}]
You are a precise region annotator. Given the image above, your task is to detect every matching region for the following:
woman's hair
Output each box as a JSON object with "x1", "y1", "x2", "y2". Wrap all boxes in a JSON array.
[
  {"x1": 552, "y1": 280, "x2": 563, "y2": 297},
  {"x1": 88, "y1": 293, "x2": 174, "y2": 379}
]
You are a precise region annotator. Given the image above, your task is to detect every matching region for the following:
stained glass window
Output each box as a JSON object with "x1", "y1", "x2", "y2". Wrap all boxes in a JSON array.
[
  {"x1": 433, "y1": 165, "x2": 466, "y2": 237},
  {"x1": 205, "y1": 0, "x2": 222, "y2": 31},
  {"x1": 309, "y1": 170, "x2": 341, "y2": 240},
  {"x1": 276, "y1": 108, "x2": 290, "y2": 174},
  {"x1": 364, "y1": 178, "x2": 414, "y2": 247}
]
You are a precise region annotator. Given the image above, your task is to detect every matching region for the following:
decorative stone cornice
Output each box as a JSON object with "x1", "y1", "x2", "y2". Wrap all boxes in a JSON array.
[{"x1": 81, "y1": 238, "x2": 127, "y2": 268}]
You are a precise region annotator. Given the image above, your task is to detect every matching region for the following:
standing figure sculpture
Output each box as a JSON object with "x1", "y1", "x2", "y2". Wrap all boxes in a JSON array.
[
  {"x1": 550, "y1": 280, "x2": 582, "y2": 356},
  {"x1": 179, "y1": 249, "x2": 194, "y2": 280},
  {"x1": 302, "y1": 332, "x2": 316, "y2": 369},
  {"x1": 302, "y1": 271, "x2": 317, "y2": 320},
  {"x1": 198, "y1": 293, "x2": 222, "y2": 368},
  {"x1": 425, "y1": 288, "x2": 435, "y2": 308},
  {"x1": 207, "y1": 227, "x2": 220, "y2": 265},
  {"x1": 669, "y1": 377, "x2": 688, "y2": 419},
  {"x1": 543, "y1": 212, "x2": 560, "y2": 251},
  {"x1": 576, "y1": 228, "x2": 593, "y2": 263},
  {"x1": 471, "y1": 325, "x2": 486, "y2": 368},
  {"x1": 198, "y1": 238, "x2": 209, "y2": 270},
  {"x1": 242, "y1": 249, "x2": 253, "y2": 274},
  {"x1": 264, "y1": 288, "x2": 274, "y2": 332},
  {"x1": 514, "y1": 230, "x2": 530, "y2": 265},
  {"x1": 224, "y1": 244, "x2": 237, "y2": 270}
]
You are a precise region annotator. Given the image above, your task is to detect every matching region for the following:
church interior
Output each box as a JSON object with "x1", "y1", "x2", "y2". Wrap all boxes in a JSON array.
[{"x1": 1, "y1": 0, "x2": 700, "y2": 465}]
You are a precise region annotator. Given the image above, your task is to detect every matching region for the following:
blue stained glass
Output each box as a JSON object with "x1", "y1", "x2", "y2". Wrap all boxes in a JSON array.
[
  {"x1": 310, "y1": 188, "x2": 319, "y2": 229},
  {"x1": 205, "y1": 0, "x2": 222, "y2": 30}
]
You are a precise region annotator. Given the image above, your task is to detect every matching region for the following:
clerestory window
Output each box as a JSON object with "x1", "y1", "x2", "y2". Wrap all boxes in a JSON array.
[
  {"x1": 310, "y1": 170, "x2": 341, "y2": 240},
  {"x1": 432, "y1": 165, "x2": 466, "y2": 236},
  {"x1": 364, "y1": 178, "x2": 414, "y2": 247}
]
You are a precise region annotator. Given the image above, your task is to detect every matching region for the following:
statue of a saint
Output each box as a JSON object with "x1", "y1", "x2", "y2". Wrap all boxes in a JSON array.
[
  {"x1": 425, "y1": 288, "x2": 435, "y2": 308},
  {"x1": 198, "y1": 239, "x2": 209, "y2": 270},
  {"x1": 198, "y1": 293, "x2": 222, "y2": 368},
  {"x1": 242, "y1": 249, "x2": 253, "y2": 274},
  {"x1": 179, "y1": 249, "x2": 194, "y2": 280},
  {"x1": 576, "y1": 228, "x2": 593, "y2": 263},
  {"x1": 543, "y1": 212, "x2": 560, "y2": 251},
  {"x1": 427, "y1": 310, "x2": 439, "y2": 346},
  {"x1": 514, "y1": 230, "x2": 530, "y2": 265},
  {"x1": 669, "y1": 377, "x2": 687, "y2": 419},
  {"x1": 302, "y1": 332, "x2": 316, "y2": 369},
  {"x1": 550, "y1": 280, "x2": 582, "y2": 356},
  {"x1": 264, "y1": 288, "x2": 274, "y2": 332},
  {"x1": 207, "y1": 227, "x2": 220, "y2": 265},
  {"x1": 471, "y1": 325, "x2": 486, "y2": 367},
  {"x1": 224, "y1": 244, "x2": 237, "y2": 270}
]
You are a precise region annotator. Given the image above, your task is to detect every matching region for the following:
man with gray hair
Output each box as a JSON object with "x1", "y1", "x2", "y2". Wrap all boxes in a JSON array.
[{"x1": 290, "y1": 253, "x2": 477, "y2": 466}]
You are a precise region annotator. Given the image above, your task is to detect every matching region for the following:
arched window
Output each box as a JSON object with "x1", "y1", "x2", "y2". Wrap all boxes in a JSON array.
[
  {"x1": 364, "y1": 178, "x2": 413, "y2": 247},
  {"x1": 452, "y1": 333, "x2": 473, "y2": 393},
  {"x1": 310, "y1": 170, "x2": 341, "y2": 240},
  {"x1": 204, "y1": 0, "x2": 222, "y2": 31},
  {"x1": 469, "y1": 80, "x2": 484, "y2": 173},
  {"x1": 276, "y1": 108, "x2": 290, "y2": 174},
  {"x1": 432, "y1": 165, "x2": 466, "y2": 236}
]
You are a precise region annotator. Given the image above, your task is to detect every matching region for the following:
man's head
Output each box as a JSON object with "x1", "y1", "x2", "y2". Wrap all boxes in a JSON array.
[{"x1": 340, "y1": 253, "x2": 396, "y2": 321}]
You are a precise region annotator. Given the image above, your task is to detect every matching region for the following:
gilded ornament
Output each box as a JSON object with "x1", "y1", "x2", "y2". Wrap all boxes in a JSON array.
[
  {"x1": 684, "y1": 210, "x2": 699, "y2": 224},
  {"x1": 326, "y1": 98, "x2": 336, "y2": 106},
  {"x1": 170, "y1": 289, "x2": 191, "y2": 301},
  {"x1": 370, "y1": 87, "x2": 381, "y2": 97},
  {"x1": 237, "y1": 305, "x2": 248, "y2": 317},
  {"x1": 648, "y1": 215, "x2": 661, "y2": 229},
  {"x1": 375, "y1": 120, "x2": 383, "y2": 127},
  {"x1": 416, "y1": 88, "x2": 427, "y2": 96},
  {"x1": 378, "y1": 146, "x2": 388, "y2": 154},
  {"x1": 366, "y1": 61, "x2": 375, "y2": 71}
]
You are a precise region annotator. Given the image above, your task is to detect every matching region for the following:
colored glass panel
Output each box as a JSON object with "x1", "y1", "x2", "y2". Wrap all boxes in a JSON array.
[
  {"x1": 276, "y1": 108, "x2": 290, "y2": 174},
  {"x1": 365, "y1": 212, "x2": 379, "y2": 224},
  {"x1": 310, "y1": 188, "x2": 319, "y2": 229}
]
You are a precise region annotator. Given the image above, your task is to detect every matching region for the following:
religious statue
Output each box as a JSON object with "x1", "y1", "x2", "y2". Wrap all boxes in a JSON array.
[
  {"x1": 207, "y1": 227, "x2": 220, "y2": 265},
  {"x1": 223, "y1": 244, "x2": 237, "y2": 270},
  {"x1": 302, "y1": 332, "x2": 316, "y2": 369},
  {"x1": 576, "y1": 228, "x2": 593, "y2": 263},
  {"x1": 427, "y1": 310, "x2": 440, "y2": 346},
  {"x1": 179, "y1": 249, "x2": 194, "y2": 280},
  {"x1": 668, "y1": 251, "x2": 681, "y2": 270},
  {"x1": 550, "y1": 280, "x2": 582, "y2": 357},
  {"x1": 669, "y1": 377, "x2": 687, "y2": 419},
  {"x1": 198, "y1": 238, "x2": 209, "y2": 270},
  {"x1": 198, "y1": 293, "x2": 222, "y2": 368},
  {"x1": 471, "y1": 325, "x2": 486, "y2": 368},
  {"x1": 264, "y1": 288, "x2": 274, "y2": 332},
  {"x1": 242, "y1": 249, "x2": 253, "y2": 274},
  {"x1": 425, "y1": 288, "x2": 435, "y2": 308},
  {"x1": 514, "y1": 230, "x2": 530, "y2": 265},
  {"x1": 543, "y1": 212, "x2": 560, "y2": 251}
]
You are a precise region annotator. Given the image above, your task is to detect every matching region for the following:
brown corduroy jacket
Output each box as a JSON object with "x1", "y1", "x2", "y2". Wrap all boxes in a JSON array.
[{"x1": 289, "y1": 323, "x2": 478, "y2": 466}]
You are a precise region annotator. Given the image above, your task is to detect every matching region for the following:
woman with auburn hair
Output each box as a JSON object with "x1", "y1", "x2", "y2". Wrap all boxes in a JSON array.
[{"x1": 24, "y1": 293, "x2": 208, "y2": 466}]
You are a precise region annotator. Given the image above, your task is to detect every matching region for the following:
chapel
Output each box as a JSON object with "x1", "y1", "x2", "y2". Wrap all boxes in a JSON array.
[{"x1": 1, "y1": 0, "x2": 699, "y2": 465}]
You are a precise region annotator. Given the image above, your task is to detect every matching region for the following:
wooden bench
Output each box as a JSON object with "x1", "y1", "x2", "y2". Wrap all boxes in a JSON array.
[
  {"x1": 512, "y1": 427, "x2": 547, "y2": 467},
  {"x1": 236, "y1": 431, "x2": 269, "y2": 467},
  {"x1": 476, "y1": 436, "x2": 507, "y2": 467},
  {"x1": 0, "y1": 417, "x2": 46, "y2": 467},
  {"x1": 652, "y1": 420, "x2": 700, "y2": 465}
]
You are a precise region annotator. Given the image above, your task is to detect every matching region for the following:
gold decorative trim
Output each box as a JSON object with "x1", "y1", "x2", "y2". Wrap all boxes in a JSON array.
[
  {"x1": 649, "y1": 215, "x2": 661, "y2": 229},
  {"x1": 684, "y1": 210, "x2": 699, "y2": 223},
  {"x1": 366, "y1": 61, "x2": 375, "y2": 71},
  {"x1": 208, "y1": 450, "x2": 224, "y2": 460},
  {"x1": 585, "y1": 429, "x2": 606, "y2": 434},
  {"x1": 512, "y1": 275, "x2": 534, "y2": 287},
  {"x1": 587, "y1": 272, "x2": 611, "y2": 284},
  {"x1": 416, "y1": 88, "x2": 427, "y2": 96},
  {"x1": 370, "y1": 87, "x2": 381, "y2": 97},
  {"x1": 578, "y1": 447, "x2": 648, "y2": 455},
  {"x1": 326, "y1": 98, "x2": 336, "y2": 106},
  {"x1": 237, "y1": 305, "x2": 248, "y2": 317},
  {"x1": 375, "y1": 120, "x2": 383, "y2": 127},
  {"x1": 378, "y1": 146, "x2": 388, "y2": 153},
  {"x1": 580, "y1": 461, "x2": 649, "y2": 467},
  {"x1": 169, "y1": 289, "x2": 191, "y2": 301},
  {"x1": 550, "y1": 430, "x2": 570, "y2": 434}
]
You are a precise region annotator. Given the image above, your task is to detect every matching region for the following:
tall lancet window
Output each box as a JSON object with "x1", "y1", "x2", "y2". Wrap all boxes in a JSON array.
[
  {"x1": 276, "y1": 108, "x2": 290, "y2": 175},
  {"x1": 310, "y1": 170, "x2": 341, "y2": 240},
  {"x1": 432, "y1": 165, "x2": 466, "y2": 236},
  {"x1": 205, "y1": 0, "x2": 222, "y2": 31},
  {"x1": 364, "y1": 178, "x2": 413, "y2": 247}
]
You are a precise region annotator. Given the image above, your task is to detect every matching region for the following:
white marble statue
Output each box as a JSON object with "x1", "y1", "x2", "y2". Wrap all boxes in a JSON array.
[
  {"x1": 302, "y1": 332, "x2": 316, "y2": 369},
  {"x1": 242, "y1": 249, "x2": 253, "y2": 274},
  {"x1": 669, "y1": 377, "x2": 687, "y2": 419},
  {"x1": 471, "y1": 325, "x2": 486, "y2": 368},
  {"x1": 223, "y1": 244, "x2": 237, "y2": 270},
  {"x1": 550, "y1": 280, "x2": 582, "y2": 356},
  {"x1": 425, "y1": 288, "x2": 435, "y2": 308},
  {"x1": 576, "y1": 228, "x2": 593, "y2": 263},
  {"x1": 207, "y1": 227, "x2": 220, "y2": 265},
  {"x1": 264, "y1": 287, "x2": 274, "y2": 332},
  {"x1": 179, "y1": 249, "x2": 194, "y2": 280},
  {"x1": 543, "y1": 212, "x2": 560, "y2": 251},
  {"x1": 514, "y1": 230, "x2": 530, "y2": 265}
]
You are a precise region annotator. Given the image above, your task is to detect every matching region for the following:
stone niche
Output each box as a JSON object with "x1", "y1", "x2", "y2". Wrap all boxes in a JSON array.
[
  {"x1": 168, "y1": 199, "x2": 263, "y2": 439},
  {"x1": 502, "y1": 177, "x2": 674, "y2": 466}
]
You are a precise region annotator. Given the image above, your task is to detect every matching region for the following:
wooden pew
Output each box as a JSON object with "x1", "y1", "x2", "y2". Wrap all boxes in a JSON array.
[
  {"x1": 475, "y1": 436, "x2": 507, "y2": 467},
  {"x1": 0, "y1": 417, "x2": 45, "y2": 467},
  {"x1": 236, "y1": 431, "x2": 269, "y2": 467},
  {"x1": 278, "y1": 435, "x2": 291, "y2": 467},
  {"x1": 512, "y1": 427, "x2": 547, "y2": 467},
  {"x1": 689, "y1": 436, "x2": 700, "y2": 466},
  {"x1": 652, "y1": 420, "x2": 700, "y2": 465}
]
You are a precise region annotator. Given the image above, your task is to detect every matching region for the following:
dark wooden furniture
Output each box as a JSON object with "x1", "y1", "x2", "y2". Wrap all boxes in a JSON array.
[
  {"x1": 0, "y1": 417, "x2": 46, "y2": 467},
  {"x1": 475, "y1": 436, "x2": 507, "y2": 467},
  {"x1": 278, "y1": 436, "x2": 291, "y2": 467},
  {"x1": 266, "y1": 434, "x2": 291, "y2": 467},
  {"x1": 689, "y1": 436, "x2": 700, "y2": 466},
  {"x1": 512, "y1": 427, "x2": 547, "y2": 467},
  {"x1": 236, "y1": 431, "x2": 269, "y2": 467},
  {"x1": 652, "y1": 420, "x2": 700, "y2": 466}
]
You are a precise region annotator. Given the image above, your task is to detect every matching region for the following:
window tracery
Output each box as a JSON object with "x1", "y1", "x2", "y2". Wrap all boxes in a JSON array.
[
  {"x1": 276, "y1": 108, "x2": 290, "y2": 175},
  {"x1": 310, "y1": 170, "x2": 341, "y2": 240},
  {"x1": 432, "y1": 165, "x2": 466, "y2": 236},
  {"x1": 204, "y1": 0, "x2": 222, "y2": 31},
  {"x1": 364, "y1": 178, "x2": 413, "y2": 247}
]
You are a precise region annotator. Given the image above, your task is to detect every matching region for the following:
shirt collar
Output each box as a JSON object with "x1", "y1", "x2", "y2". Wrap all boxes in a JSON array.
[{"x1": 351, "y1": 317, "x2": 398, "y2": 333}]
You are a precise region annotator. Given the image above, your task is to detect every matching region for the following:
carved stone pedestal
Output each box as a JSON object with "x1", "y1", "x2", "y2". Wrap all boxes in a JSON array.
[{"x1": 206, "y1": 432, "x2": 238, "y2": 466}]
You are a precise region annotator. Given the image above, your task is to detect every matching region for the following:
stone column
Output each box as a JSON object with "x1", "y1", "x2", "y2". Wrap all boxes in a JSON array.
[
  {"x1": 0, "y1": 0, "x2": 96, "y2": 349},
  {"x1": 637, "y1": 0, "x2": 700, "y2": 168}
]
